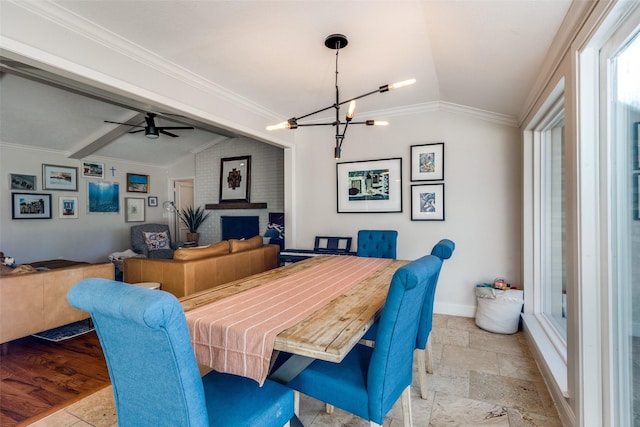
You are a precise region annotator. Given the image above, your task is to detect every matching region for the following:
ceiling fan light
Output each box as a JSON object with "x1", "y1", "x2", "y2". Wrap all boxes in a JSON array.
[{"x1": 145, "y1": 128, "x2": 159, "y2": 139}]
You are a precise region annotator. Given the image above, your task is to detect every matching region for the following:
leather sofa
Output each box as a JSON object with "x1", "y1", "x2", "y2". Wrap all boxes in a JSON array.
[
  {"x1": 123, "y1": 235, "x2": 280, "y2": 298},
  {"x1": 0, "y1": 262, "x2": 114, "y2": 345}
]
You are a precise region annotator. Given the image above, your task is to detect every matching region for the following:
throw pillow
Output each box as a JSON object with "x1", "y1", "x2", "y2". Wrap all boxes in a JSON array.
[
  {"x1": 143, "y1": 231, "x2": 170, "y2": 251},
  {"x1": 265, "y1": 222, "x2": 284, "y2": 240},
  {"x1": 229, "y1": 235, "x2": 263, "y2": 253}
]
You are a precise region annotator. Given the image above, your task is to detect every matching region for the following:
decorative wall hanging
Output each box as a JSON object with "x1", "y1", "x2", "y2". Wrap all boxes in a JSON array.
[
  {"x1": 126, "y1": 173, "x2": 149, "y2": 193},
  {"x1": 125, "y1": 198, "x2": 145, "y2": 222},
  {"x1": 411, "y1": 183, "x2": 445, "y2": 221},
  {"x1": 88, "y1": 181, "x2": 120, "y2": 213},
  {"x1": 42, "y1": 164, "x2": 78, "y2": 191},
  {"x1": 148, "y1": 196, "x2": 158, "y2": 207},
  {"x1": 10, "y1": 173, "x2": 36, "y2": 190},
  {"x1": 11, "y1": 192, "x2": 52, "y2": 219},
  {"x1": 220, "y1": 156, "x2": 251, "y2": 203},
  {"x1": 336, "y1": 158, "x2": 402, "y2": 213},
  {"x1": 411, "y1": 143, "x2": 444, "y2": 181},
  {"x1": 266, "y1": 34, "x2": 415, "y2": 159},
  {"x1": 59, "y1": 196, "x2": 78, "y2": 219},
  {"x1": 82, "y1": 161, "x2": 105, "y2": 179}
]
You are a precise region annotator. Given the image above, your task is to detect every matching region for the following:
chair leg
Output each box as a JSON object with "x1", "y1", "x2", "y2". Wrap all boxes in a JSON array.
[
  {"x1": 294, "y1": 390, "x2": 300, "y2": 418},
  {"x1": 401, "y1": 385, "x2": 413, "y2": 427},
  {"x1": 325, "y1": 403, "x2": 334, "y2": 414},
  {"x1": 416, "y1": 348, "x2": 429, "y2": 399},
  {"x1": 426, "y1": 335, "x2": 434, "y2": 374}
]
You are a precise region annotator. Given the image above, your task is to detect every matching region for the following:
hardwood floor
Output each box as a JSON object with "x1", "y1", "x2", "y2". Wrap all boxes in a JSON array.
[{"x1": 0, "y1": 332, "x2": 110, "y2": 426}]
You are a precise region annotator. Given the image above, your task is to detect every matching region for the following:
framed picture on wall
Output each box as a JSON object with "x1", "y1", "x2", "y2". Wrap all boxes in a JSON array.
[
  {"x1": 11, "y1": 192, "x2": 52, "y2": 219},
  {"x1": 88, "y1": 181, "x2": 120, "y2": 213},
  {"x1": 410, "y1": 142, "x2": 444, "y2": 181},
  {"x1": 148, "y1": 196, "x2": 158, "y2": 207},
  {"x1": 634, "y1": 121, "x2": 639, "y2": 170},
  {"x1": 634, "y1": 172, "x2": 639, "y2": 221},
  {"x1": 220, "y1": 156, "x2": 251, "y2": 203},
  {"x1": 59, "y1": 196, "x2": 79, "y2": 219},
  {"x1": 10, "y1": 173, "x2": 36, "y2": 190},
  {"x1": 336, "y1": 157, "x2": 402, "y2": 213},
  {"x1": 126, "y1": 173, "x2": 149, "y2": 193},
  {"x1": 82, "y1": 161, "x2": 105, "y2": 179},
  {"x1": 410, "y1": 183, "x2": 445, "y2": 221},
  {"x1": 42, "y1": 164, "x2": 78, "y2": 191},
  {"x1": 125, "y1": 197, "x2": 145, "y2": 222}
]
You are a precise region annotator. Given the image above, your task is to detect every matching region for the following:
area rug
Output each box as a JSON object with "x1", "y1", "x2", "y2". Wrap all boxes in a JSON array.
[{"x1": 32, "y1": 319, "x2": 94, "y2": 342}]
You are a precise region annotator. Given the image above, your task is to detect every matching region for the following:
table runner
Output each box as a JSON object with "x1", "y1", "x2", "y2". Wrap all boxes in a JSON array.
[{"x1": 185, "y1": 256, "x2": 391, "y2": 385}]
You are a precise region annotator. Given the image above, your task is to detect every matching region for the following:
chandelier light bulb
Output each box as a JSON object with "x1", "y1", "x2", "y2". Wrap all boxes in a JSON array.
[
  {"x1": 388, "y1": 78, "x2": 416, "y2": 90},
  {"x1": 266, "y1": 121, "x2": 290, "y2": 131},
  {"x1": 345, "y1": 100, "x2": 356, "y2": 121}
]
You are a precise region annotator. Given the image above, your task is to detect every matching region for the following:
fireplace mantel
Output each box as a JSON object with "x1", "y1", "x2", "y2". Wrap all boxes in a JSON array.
[{"x1": 205, "y1": 202, "x2": 267, "y2": 210}]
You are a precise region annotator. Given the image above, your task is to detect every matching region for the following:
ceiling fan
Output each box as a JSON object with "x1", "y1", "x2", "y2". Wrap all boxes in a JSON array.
[{"x1": 104, "y1": 113, "x2": 194, "y2": 139}]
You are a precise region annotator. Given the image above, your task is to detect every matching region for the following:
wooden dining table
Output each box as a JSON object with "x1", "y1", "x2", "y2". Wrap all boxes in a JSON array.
[{"x1": 180, "y1": 255, "x2": 409, "y2": 385}]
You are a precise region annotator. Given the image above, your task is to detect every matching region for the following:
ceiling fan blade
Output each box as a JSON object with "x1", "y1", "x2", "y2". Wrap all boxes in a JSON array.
[
  {"x1": 159, "y1": 126, "x2": 194, "y2": 130},
  {"x1": 104, "y1": 120, "x2": 143, "y2": 128},
  {"x1": 128, "y1": 129, "x2": 145, "y2": 134},
  {"x1": 159, "y1": 130, "x2": 179, "y2": 137}
]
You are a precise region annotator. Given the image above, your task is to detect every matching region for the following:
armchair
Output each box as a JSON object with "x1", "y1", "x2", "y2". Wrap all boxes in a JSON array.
[
  {"x1": 130, "y1": 223, "x2": 181, "y2": 259},
  {"x1": 67, "y1": 279, "x2": 294, "y2": 427}
]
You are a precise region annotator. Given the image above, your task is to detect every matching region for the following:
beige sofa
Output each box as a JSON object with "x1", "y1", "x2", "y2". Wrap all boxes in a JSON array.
[
  {"x1": 123, "y1": 235, "x2": 280, "y2": 298},
  {"x1": 0, "y1": 262, "x2": 114, "y2": 345}
]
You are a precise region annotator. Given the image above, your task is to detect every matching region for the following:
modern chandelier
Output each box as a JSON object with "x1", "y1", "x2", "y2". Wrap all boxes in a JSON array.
[{"x1": 266, "y1": 34, "x2": 415, "y2": 159}]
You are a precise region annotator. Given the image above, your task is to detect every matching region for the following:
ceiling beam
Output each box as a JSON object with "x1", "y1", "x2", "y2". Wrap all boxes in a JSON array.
[{"x1": 68, "y1": 112, "x2": 146, "y2": 159}]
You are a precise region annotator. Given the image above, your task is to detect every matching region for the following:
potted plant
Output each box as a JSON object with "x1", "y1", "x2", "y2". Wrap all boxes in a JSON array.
[{"x1": 177, "y1": 205, "x2": 211, "y2": 245}]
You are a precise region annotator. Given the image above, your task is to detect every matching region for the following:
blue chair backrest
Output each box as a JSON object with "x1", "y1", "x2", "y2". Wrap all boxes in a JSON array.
[
  {"x1": 367, "y1": 254, "x2": 442, "y2": 422},
  {"x1": 416, "y1": 239, "x2": 456, "y2": 350},
  {"x1": 67, "y1": 279, "x2": 209, "y2": 426},
  {"x1": 357, "y1": 230, "x2": 398, "y2": 259}
]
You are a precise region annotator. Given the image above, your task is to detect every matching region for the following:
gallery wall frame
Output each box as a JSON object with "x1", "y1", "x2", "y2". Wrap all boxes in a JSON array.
[
  {"x1": 336, "y1": 157, "x2": 402, "y2": 213},
  {"x1": 410, "y1": 142, "x2": 444, "y2": 181},
  {"x1": 126, "y1": 173, "x2": 149, "y2": 193},
  {"x1": 82, "y1": 161, "x2": 105, "y2": 179},
  {"x1": 88, "y1": 181, "x2": 120, "y2": 213},
  {"x1": 220, "y1": 156, "x2": 251, "y2": 203},
  {"x1": 59, "y1": 196, "x2": 78, "y2": 219},
  {"x1": 10, "y1": 173, "x2": 36, "y2": 190},
  {"x1": 42, "y1": 164, "x2": 78, "y2": 191},
  {"x1": 148, "y1": 196, "x2": 158, "y2": 207},
  {"x1": 125, "y1": 197, "x2": 145, "y2": 222},
  {"x1": 11, "y1": 192, "x2": 52, "y2": 219},
  {"x1": 411, "y1": 183, "x2": 445, "y2": 221}
]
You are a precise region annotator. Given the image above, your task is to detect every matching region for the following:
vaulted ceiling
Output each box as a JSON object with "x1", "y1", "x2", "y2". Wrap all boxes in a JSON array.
[{"x1": 0, "y1": 0, "x2": 573, "y2": 166}]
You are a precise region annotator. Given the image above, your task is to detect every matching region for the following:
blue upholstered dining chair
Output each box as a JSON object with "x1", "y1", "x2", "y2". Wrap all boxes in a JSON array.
[
  {"x1": 286, "y1": 254, "x2": 442, "y2": 426},
  {"x1": 361, "y1": 238, "x2": 456, "y2": 399},
  {"x1": 356, "y1": 230, "x2": 398, "y2": 259},
  {"x1": 67, "y1": 279, "x2": 294, "y2": 427}
]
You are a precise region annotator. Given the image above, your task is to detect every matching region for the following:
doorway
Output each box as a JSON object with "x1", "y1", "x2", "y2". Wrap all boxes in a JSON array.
[{"x1": 172, "y1": 179, "x2": 194, "y2": 242}]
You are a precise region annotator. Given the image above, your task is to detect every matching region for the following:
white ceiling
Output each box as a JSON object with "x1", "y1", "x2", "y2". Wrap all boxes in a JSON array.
[{"x1": 0, "y1": 0, "x2": 573, "y2": 166}]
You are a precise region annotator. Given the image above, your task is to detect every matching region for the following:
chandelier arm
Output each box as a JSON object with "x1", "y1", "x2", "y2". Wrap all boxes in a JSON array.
[{"x1": 296, "y1": 122, "x2": 337, "y2": 127}]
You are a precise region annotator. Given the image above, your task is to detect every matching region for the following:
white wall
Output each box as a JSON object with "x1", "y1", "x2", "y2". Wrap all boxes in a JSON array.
[
  {"x1": 292, "y1": 109, "x2": 521, "y2": 316},
  {"x1": 0, "y1": 144, "x2": 172, "y2": 263},
  {"x1": 194, "y1": 137, "x2": 285, "y2": 245}
]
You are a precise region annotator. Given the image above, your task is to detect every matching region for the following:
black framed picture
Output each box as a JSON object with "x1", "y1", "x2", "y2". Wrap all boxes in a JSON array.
[
  {"x1": 336, "y1": 158, "x2": 402, "y2": 213},
  {"x1": 220, "y1": 156, "x2": 251, "y2": 203},
  {"x1": 410, "y1": 183, "x2": 445, "y2": 221},
  {"x1": 11, "y1": 192, "x2": 52, "y2": 219},
  {"x1": 410, "y1": 142, "x2": 444, "y2": 181},
  {"x1": 148, "y1": 196, "x2": 158, "y2": 207},
  {"x1": 126, "y1": 173, "x2": 149, "y2": 193}
]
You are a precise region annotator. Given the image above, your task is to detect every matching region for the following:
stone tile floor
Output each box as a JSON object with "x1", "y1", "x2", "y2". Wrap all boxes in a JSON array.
[{"x1": 30, "y1": 315, "x2": 561, "y2": 426}]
